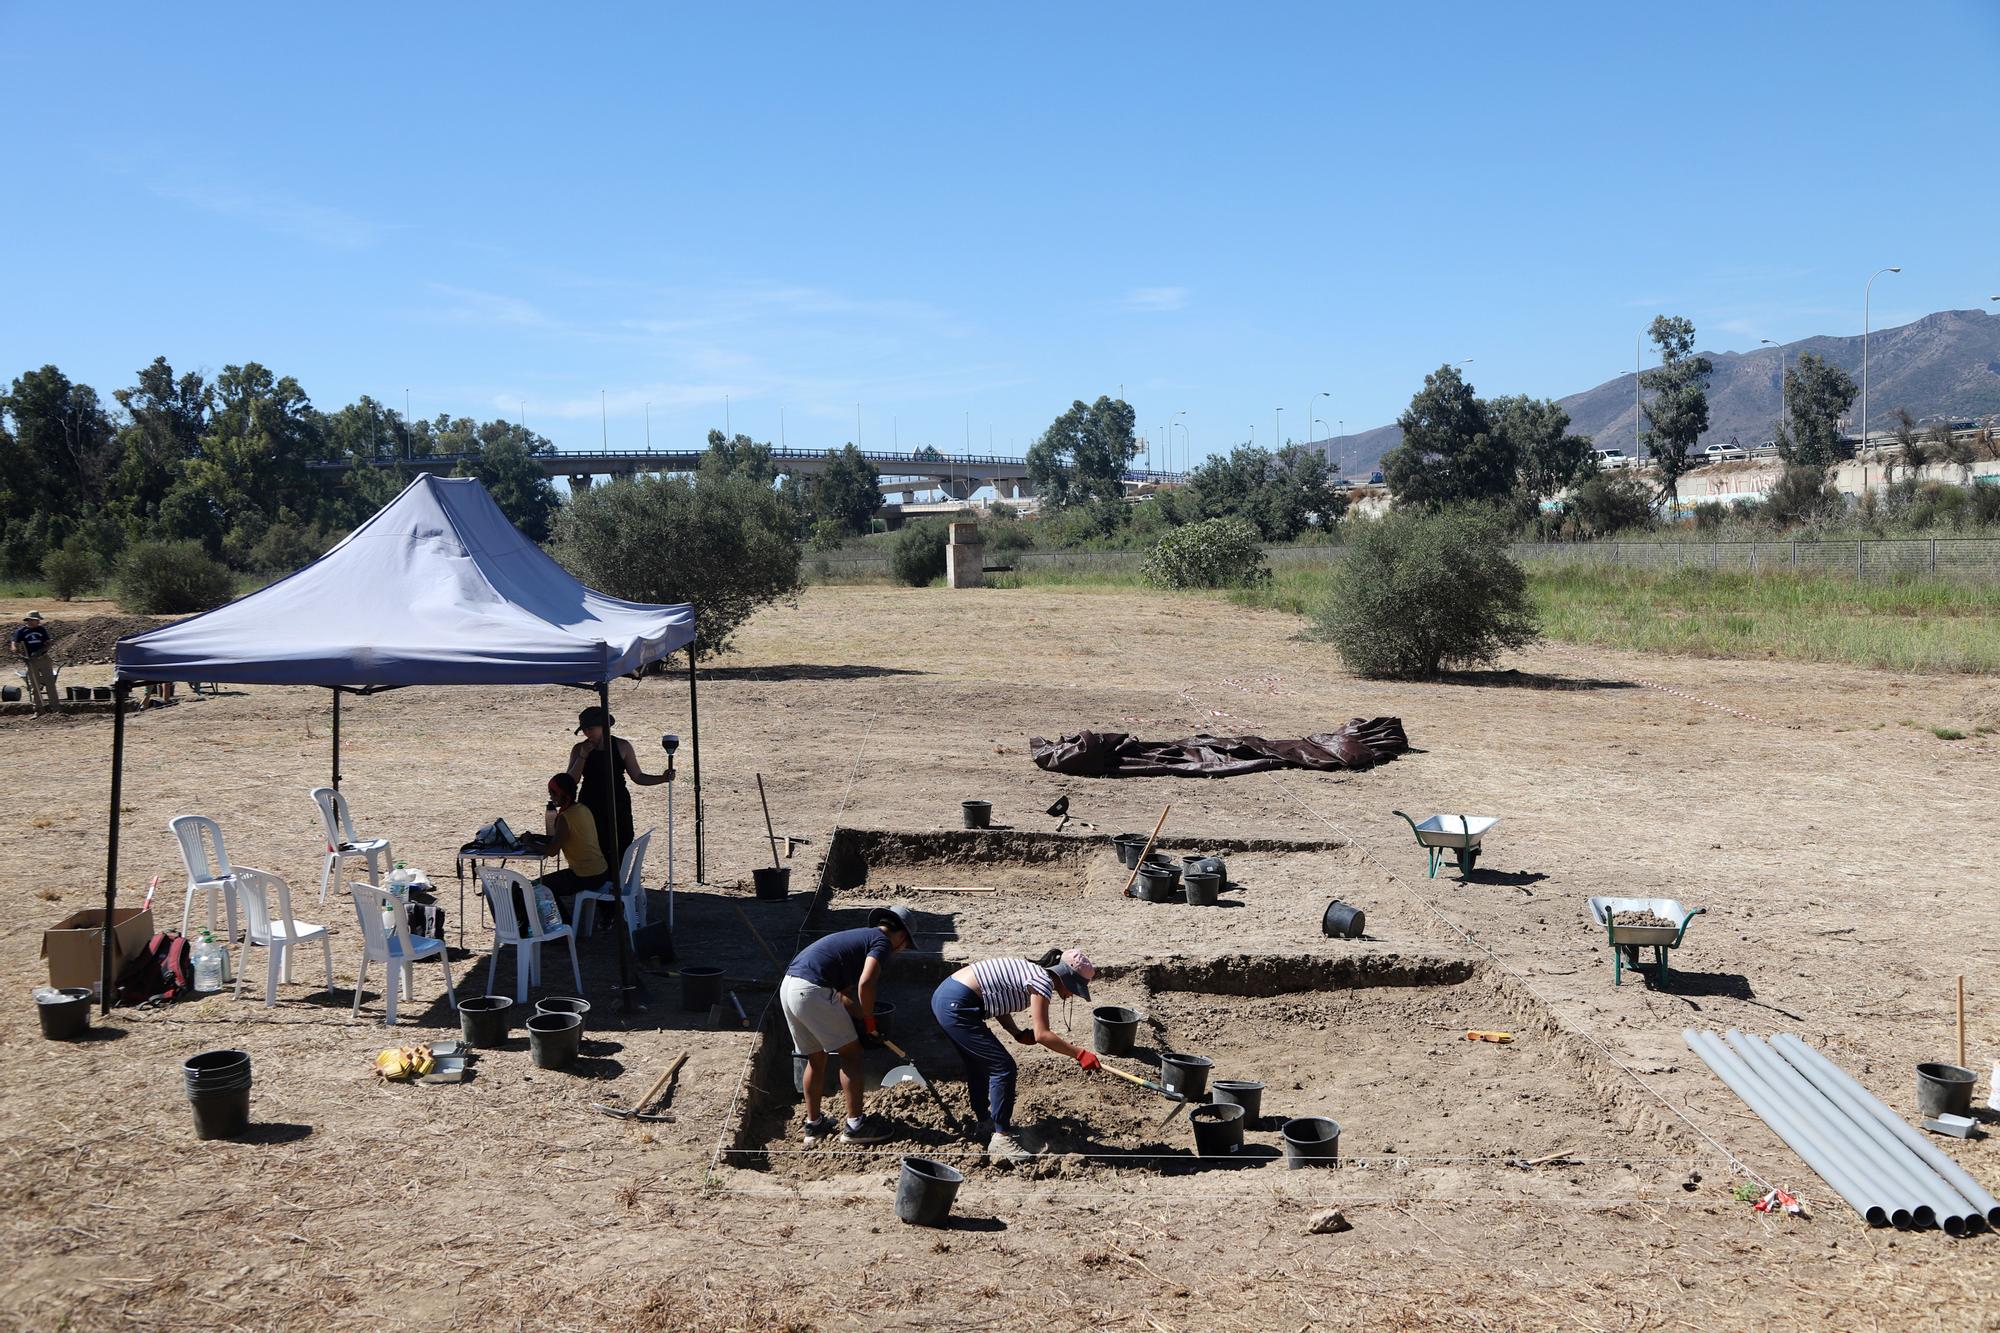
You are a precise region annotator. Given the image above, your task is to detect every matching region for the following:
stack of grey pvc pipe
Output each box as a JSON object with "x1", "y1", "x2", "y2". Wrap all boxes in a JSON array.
[{"x1": 1684, "y1": 1029, "x2": 2000, "y2": 1236}]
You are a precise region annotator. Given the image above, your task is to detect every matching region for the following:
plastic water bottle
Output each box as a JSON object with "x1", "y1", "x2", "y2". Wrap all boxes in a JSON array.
[{"x1": 191, "y1": 931, "x2": 224, "y2": 993}]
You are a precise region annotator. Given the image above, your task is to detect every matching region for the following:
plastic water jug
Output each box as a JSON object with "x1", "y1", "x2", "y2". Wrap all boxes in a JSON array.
[{"x1": 191, "y1": 933, "x2": 224, "y2": 993}]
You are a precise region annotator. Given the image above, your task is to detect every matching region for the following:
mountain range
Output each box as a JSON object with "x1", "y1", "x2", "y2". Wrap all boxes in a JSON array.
[{"x1": 1310, "y1": 307, "x2": 2000, "y2": 476}]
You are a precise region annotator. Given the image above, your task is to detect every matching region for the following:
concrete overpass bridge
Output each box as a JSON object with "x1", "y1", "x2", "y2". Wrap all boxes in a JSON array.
[{"x1": 310, "y1": 446, "x2": 1184, "y2": 501}]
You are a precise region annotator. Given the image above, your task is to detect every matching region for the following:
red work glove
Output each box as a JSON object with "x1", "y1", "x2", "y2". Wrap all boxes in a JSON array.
[
  {"x1": 863, "y1": 1015, "x2": 879, "y2": 1037},
  {"x1": 1075, "y1": 1049, "x2": 1101, "y2": 1072}
]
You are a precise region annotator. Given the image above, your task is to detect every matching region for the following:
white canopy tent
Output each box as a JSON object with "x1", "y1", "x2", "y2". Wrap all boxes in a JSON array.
[{"x1": 100, "y1": 474, "x2": 702, "y2": 1007}]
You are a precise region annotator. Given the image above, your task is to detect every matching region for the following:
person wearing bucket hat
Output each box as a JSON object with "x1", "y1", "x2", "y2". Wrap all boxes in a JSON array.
[
  {"x1": 780, "y1": 904, "x2": 916, "y2": 1146},
  {"x1": 565, "y1": 706, "x2": 668, "y2": 871},
  {"x1": 930, "y1": 947, "x2": 1100, "y2": 1165},
  {"x1": 10, "y1": 611, "x2": 56, "y2": 714}
]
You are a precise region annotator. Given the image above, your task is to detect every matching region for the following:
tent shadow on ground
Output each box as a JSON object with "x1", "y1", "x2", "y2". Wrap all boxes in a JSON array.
[
  {"x1": 1436, "y1": 668, "x2": 1637, "y2": 692},
  {"x1": 693, "y1": 663, "x2": 927, "y2": 682}
]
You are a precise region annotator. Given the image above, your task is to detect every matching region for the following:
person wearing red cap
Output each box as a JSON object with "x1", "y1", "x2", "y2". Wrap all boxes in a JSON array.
[{"x1": 929, "y1": 947, "x2": 1100, "y2": 1164}]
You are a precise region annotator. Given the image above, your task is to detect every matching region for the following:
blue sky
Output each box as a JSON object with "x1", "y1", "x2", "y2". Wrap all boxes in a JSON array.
[{"x1": 3, "y1": 2, "x2": 1996, "y2": 471}]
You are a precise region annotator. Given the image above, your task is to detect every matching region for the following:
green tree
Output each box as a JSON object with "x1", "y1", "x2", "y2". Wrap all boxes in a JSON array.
[
  {"x1": 1567, "y1": 471, "x2": 1655, "y2": 537},
  {"x1": 1639, "y1": 316, "x2": 1713, "y2": 505},
  {"x1": 889, "y1": 519, "x2": 949, "y2": 586},
  {"x1": 1491, "y1": 395, "x2": 1594, "y2": 508},
  {"x1": 550, "y1": 473, "x2": 802, "y2": 659},
  {"x1": 116, "y1": 538, "x2": 237, "y2": 614},
  {"x1": 0, "y1": 365, "x2": 119, "y2": 537},
  {"x1": 452, "y1": 424, "x2": 559, "y2": 541},
  {"x1": 1025, "y1": 396, "x2": 1137, "y2": 509},
  {"x1": 1380, "y1": 365, "x2": 1513, "y2": 507},
  {"x1": 110, "y1": 357, "x2": 211, "y2": 545},
  {"x1": 1763, "y1": 465, "x2": 1842, "y2": 526},
  {"x1": 1183, "y1": 444, "x2": 1344, "y2": 539},
  {"x1": 1776, "y1": 352, "x2": 1857, "y2": 469},
  {"x1": 699, "y1": 429, "x2": 777, "y2": 484},
  {"x1": 1313, "y1": 507, "x2": 1539, "y2": 679},
  {"x1": 811, "y1": 443, "x2": 881, "y2": 536},
  {"x1": 165, "y1": 362, "x2": 324, "y2": 559}
]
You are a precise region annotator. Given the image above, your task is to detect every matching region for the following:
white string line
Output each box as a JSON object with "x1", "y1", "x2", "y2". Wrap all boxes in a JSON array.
[
  {"x1": 703, "y1": 1184, "x2": 1738, "y2": 1209},
  {"x1": 705, "y1": 708, "x2": 880, "y2": 1181},
  {"x1": 715, "y1": 1147, "x2": 1708, "y2": 1165},
  {"x1": 1272, "y1": 775, "x2": 1771, "y2": 1190}
]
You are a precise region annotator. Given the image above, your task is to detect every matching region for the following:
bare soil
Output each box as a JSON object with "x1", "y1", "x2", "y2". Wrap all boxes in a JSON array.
[{"x1": 2, "y1": 583, "x2": 1997, "y2": 1330}]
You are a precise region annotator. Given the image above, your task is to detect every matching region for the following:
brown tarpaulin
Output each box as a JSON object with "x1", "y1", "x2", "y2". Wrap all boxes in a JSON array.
[{"x1": 1029, "y1": 717, "x2": 1410, "y2": 779}]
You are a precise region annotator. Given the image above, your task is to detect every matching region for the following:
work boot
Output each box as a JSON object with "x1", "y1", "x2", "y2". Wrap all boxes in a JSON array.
[
  {"x1": 838, "y1": 1114, "x2": 893, "y2": 1145},
  {"x1": 987, "y1": 1130, "x2": 1035, "y2": 1165},
  {"x1": 801, "y1": 1115, "x2": 837, "y2": 1146}
]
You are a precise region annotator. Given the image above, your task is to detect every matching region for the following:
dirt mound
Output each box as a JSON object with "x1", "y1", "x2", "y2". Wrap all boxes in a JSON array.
[{"x1": 47, "y1": 614, "x2": 175, "y2": 666}]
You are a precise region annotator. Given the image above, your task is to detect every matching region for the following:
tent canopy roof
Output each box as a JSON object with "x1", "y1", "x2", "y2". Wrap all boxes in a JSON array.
[{"x1": 116, "y1": 474, "x2": 694, "y2": 689}]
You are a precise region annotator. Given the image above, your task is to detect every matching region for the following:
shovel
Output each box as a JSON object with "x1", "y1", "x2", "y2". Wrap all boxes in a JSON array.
[
  {"x1": 592, "y1": 1050, "x2": 688, "y2": 1122},
  {"x1": 879, "y1": 1038, "x2": 966, "y2": 1137}
]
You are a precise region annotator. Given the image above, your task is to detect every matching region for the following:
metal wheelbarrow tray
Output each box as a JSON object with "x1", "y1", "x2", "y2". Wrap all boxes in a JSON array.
[
  {"x1": 1587, "y1": 896, "x2": 1705, "y2": 987},
  {"x1": 1393, "y1": 811, "x2": 1499, "y2": 878}
]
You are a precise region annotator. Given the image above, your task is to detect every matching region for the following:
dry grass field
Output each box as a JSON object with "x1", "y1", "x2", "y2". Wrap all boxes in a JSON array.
[{"x1": 2, "y1": 583, "x2": 1996, "y2": 1331}]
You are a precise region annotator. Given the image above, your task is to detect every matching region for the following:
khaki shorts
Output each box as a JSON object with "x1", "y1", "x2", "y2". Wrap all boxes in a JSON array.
[{"x1": 780, "y1": 975, "x2": 858, "y2": 1055}]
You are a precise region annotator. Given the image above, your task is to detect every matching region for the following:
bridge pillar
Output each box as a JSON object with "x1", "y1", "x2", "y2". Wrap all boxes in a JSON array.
[
  {"x1": 946, "y1": 522, "x2": 984, "y2": 589},
  {"x1": 569, "y1": 474, "x2": 594, "y2": 492}
]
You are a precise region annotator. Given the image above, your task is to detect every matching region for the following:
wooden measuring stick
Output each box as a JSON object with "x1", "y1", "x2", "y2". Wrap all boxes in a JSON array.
[
  {"x1": 1120, "y1": 804, "x2": 1173, "y2": 898},
  {"x1": 733, "y1": 905, "x2": 787, "y2": 973},
  {"x1": 754, "y1": 773, "x2": 781, "y2": 868},
  {"x1": 911, "y1": 885, "x2": 998, "y2": 894},
  {"x1": 1957, "y1": 975, "x2": 1966, "y2": 1069}
]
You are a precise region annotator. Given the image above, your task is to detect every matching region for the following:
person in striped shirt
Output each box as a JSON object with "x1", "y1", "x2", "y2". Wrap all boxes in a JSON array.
[{"x1": 929, "y1": 948, "x2": 1100, "y2": 1164}]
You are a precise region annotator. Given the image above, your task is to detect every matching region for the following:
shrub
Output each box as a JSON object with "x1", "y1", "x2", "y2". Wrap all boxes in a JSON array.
[
  {"x1": 889, "y1": 520, "x2": 948, "y2": 587},
  {"x1": 1140, "y1": 517, "x2": 1269, "y2": 590},
  {"x1": 808, "y1": 517, "x2": 847, "y2": 552},
  {"x1": 116, "y1": 539, "x2": 236, "y2": 614},
  {"x1": 42, "y1": 539, "x2": 105, "y2": 601},
  {"x1": 550, "y1": 473, "x2": 802, "y2": 658},
  {"x1": 1568, "y1": 472, "x2": 1655, "y2": 537},
  {"x1": 245, "y1": 520, "x2": 331, "y2": 575},
  {"x1": 984, "y1": 521, "x2": 1033, "y2": 555},
  {"x1": 1312, "y1": 507, "x2": 1539, "y2": 679},
  {"x1": 1763, "y1": 465, "x2": 1842, "y2": 527}
]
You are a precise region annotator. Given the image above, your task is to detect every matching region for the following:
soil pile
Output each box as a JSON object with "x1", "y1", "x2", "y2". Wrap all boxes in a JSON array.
[{"x1": 47, "y1": 615, "x2": 173, "y2": 666}]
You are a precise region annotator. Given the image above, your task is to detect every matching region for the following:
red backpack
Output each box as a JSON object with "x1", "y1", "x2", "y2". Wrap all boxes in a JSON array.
[{"x1": 116, "y1": 931, "x2": 193, "y2": 1006}]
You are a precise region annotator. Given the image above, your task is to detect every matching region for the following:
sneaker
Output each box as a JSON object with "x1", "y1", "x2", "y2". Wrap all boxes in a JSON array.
[
  {"x1": 987, "y1": 1130, "x2": 1035, "y2": 1165},
  {"x1": 801, "y1": 1115, "x2": 837, "y2": 1146},
  {"x1": 838, "y1": 1114, "x2": 893, "y2": 1145}
]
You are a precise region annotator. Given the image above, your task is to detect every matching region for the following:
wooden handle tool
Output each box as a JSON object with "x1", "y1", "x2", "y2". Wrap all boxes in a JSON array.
[{"x1": 1120, "y1": 804, "x2": 1173, "y2": 898}]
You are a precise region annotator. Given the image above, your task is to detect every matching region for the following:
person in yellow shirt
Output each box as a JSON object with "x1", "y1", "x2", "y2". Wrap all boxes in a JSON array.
[{"x1": 536, "y1": 772, "x2": 610, "y2": 922}]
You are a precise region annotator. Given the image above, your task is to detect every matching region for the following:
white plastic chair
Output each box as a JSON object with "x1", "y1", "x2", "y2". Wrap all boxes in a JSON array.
[
  {"x1": 169, "y1": 814, "x2": 240, "y2": 941},
  {"x1": 230, "y1": 867, "x2": 334, "y2": 1008},
  {"x1": 479, "y1": 867, "x2": 582, "y2": 1004},
  {"x1": 346, "y1": 882, "x2": 458, "y2": 1025},
  {"x1": 310, "y1": 786, "x2": 392, "y2": 904},
  {"x1": 573, "y1": 827, "x2": 654, "y2": 942}
]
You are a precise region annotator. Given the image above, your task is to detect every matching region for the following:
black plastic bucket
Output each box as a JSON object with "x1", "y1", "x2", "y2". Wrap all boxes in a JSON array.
[
  {"x1": 680, "y1": 965, "x2": 724, "y2": 1012},
  {"x1": 458, "y1": 995, "x2": 512, "y2": 1048},
  {"x1": 1282, "y1": 1116, "x2": 1341, "y2": 1167},
  {"x1": 93, "y1": 686, "x2": 113, "y2": 702},
  {"x1": 182, "y1": 1049, "x2": 252, "y2": 1140},
  {"x1": 1190, "y1": 1102, "x2": 1246, "y2": 1157},
  {"x1": 1113, "y1": 835, "x2": 1146, "y2": 869},
  {"x1": 752, "y1": 866, "x2": 791, "y2": 901},
  {"x1": 0, "y1": 686, "x2": 18, "y2": 702},
  {"x1": 1322, "y1": 900, "x2": 1366, "y2": 938},
  {"x1": 895, "y1": 1156, "x2": 965, "y2": 1227},
  {"x1": 1160, "y1": 1051, "x2": 1213, "y2": 1101},
  {"x1": 1183, "y1": 871, "x2": 1221, "y2": 906},
  {"x1": 535, "y1": 996, "x2": 590, "y2": 1028},
  {"x1": 1210, "y1": 1079, "x2": 1264, "y2": 1121},
  {"x1": 792, "y1": 1051, "x2": 845, "y2": 1096},
  {"x1": 872, "y1": 1000, "x2": 896, "y2": 1038},
  {"x1": 961, "y1": 800, "x2": 992, "y2": 829},
  {"x1": 1092, "y1": 1005, "x2": 1141, "y2": 1056},
  {"x1": 1136, "y1": 864, "x2": 1179, "y2": 903},
  {"x1": 527, "y1": 1012, "x2": 582, "y2": 1069},
  {"x1": 37, "y1": 987, "x2": 92, "y2": 1040},
  {"x1": 1916, "y1": 1062, "x2": 1976, "y2": 1119}
]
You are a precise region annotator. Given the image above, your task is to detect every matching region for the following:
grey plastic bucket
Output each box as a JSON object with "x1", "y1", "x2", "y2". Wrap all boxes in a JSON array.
[
  {"x1": 1190, "y1": 1102, "x2": 1246, "y2": 1157},
  {"x1": 1282, "y1": 1116, "x2": 1341, "y2": 1167},
  {"x1": 1159, "y1": 1051, "x2": 1212, "y2": 1101},
  {"x1": 895, "y1": 1156, "x2": 965, "y2": 1227},
  {"x1": 961, "y1": 800, "x2": 992, "y2": 829},
  {"x1": 1183, "y1": 871, "x2": 1221, "y2": 906},
  {"x1": 1210, "y1": 1079, "x2": 1264, "y2": 1121},
  {"x1": 1092, "y1": 1005, "x2": 1141, "y2": 1056},
  {"x1": 1916, "y1": 1062, "x2": 1976, "y2": 1119},
  {"x1": 527, "y1": 1012, "x2": 582, "y2": 1069}
]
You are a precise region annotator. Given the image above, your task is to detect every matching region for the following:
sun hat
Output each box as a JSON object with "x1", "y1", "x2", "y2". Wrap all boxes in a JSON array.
[
  {"x1": 24, "y1": 611, "x2": 43, "y2": 622},
  {"x1": 575, "y1": 705, "x2": 615, "y2": 733},
  {"x1": 1049, "y1": 947, "x2": 1095, "y2": 1000},
  {"x1": 867, "y1": 905, "x2": 916, "y2": 940}
]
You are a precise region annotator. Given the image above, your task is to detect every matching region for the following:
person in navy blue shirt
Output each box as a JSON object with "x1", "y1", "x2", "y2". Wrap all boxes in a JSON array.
[
  {"x1": 780, "y1": 905, "x2": 914, "y2": 1145},
  {"x1": 10, "y1": 612, "x2": 56, "y2": 714}
]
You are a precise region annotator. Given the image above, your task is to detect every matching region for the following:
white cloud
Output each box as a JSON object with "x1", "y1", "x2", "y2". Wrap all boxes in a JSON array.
[
  {"x1": 1124, "y1": 286, "x2": 1189, "y2": 312},
  {"x1": 155, "y1": 184, "x2": 391, "y2": 250}
]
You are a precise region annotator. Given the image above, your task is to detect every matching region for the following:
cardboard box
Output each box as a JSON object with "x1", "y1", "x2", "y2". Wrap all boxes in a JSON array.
[{"x1": 41, "y1": 907, "x2": 155, "y2": 994}]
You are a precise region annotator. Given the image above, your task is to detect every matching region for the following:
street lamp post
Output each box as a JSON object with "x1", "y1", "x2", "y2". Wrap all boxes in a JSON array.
[
  {"x1": 1635, "y1": 329, "x2": 1645, "y2": 454},
  {"x1": 1274, "y1": 407, "x2": 1284, "y2": 450},
  {"x1": 1307, "y1": 390, "x2": 1329, "y2": 446},
  {"x1": 1861, "y1": 265, "x2": 1902, "y2": 454}
]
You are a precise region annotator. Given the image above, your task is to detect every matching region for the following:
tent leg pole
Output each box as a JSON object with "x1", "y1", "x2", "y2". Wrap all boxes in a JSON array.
[
  {"x1": 688, "y1": 644, "x2": 704, "y2": 884},
  {"x1": 101, "y1": 683, "x2": 130, "y2": 1014},
  {"x1": 331, "y1": 688, "x2": 341, "y2": 790},
  {"x1": 601, "y1": 681, "x2": 639, "y2": 1013}
]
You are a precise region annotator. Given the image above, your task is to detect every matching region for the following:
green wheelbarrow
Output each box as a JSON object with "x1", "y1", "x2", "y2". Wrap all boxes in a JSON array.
[
  {"x1": 1393, "y1": 811, "x2": 1498, "y2": 878},
  {"x1": 1587, "y1": 896, "x2": 1705, "y2": 987}
]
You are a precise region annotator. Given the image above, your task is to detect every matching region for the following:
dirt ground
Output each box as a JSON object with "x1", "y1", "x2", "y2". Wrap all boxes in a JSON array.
[{"x1": 2, "y1": 583, "x2": 1997, "y2": 1331}]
